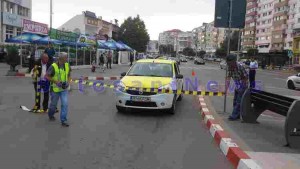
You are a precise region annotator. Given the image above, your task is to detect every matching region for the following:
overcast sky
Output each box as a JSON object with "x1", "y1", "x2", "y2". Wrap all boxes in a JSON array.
[{"x1": 32, "y1": 0, "x2": 215, "y2": 40}]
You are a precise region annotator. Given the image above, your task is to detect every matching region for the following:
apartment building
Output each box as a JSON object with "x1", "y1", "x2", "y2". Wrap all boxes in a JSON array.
[
  {"x1": 175, "y1": 31, "x2": 193, "y2": 52},
  {"x1": 0, "y1": 0, "x2": 32, "y2": 43},
  {"x1": 255, "y1": 0, "x2": 274, "y2": 53},
  {"x1": 243, "y1": 0, "x2": 258, "y2": 50},
  {"x1": 292, "y1": 0, "x2": 300, "y2": 64},
  {"x1": 285, "y1": 0, "x2": 296, "y2": 50}
]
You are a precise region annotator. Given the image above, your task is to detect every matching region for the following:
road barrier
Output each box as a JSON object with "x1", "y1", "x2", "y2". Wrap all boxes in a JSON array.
[
  {"x1": 71, "y1": 80, "x2": 225, "y2": 96},
  {"x1": 241, "y1": 88, "x2": 300, "y2": 149}
]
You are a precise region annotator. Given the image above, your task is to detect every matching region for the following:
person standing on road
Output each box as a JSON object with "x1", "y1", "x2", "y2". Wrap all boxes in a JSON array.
[
  {"x1": 226, "y1": 54, "x2": 249, "y2": 121},
  {"x1": 45, "y1": 52, "x2": 71, "y2": 127},
  {"x1": 249, "y1": 57, "x2": 258, "y2": 88},
  {"x1": 106, "y1": 50, "x2": 112, "y2": 69},
  {"x1": 99, "y1": 53, "x2": 105, "y2": 72},
  {"x1": 45, "y1": 44, "x2": 56, "y2": 64},
  {"x1": 31, "y1": 53, "x2": 51, "y2": 113},
  {"x1": 130, "y1": 52, "x2": 134, "y2": 66}
]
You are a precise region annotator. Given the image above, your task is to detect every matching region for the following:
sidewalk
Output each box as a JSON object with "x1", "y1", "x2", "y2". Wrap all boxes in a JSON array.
[{"x1": 205, "y1": 95, "x2": 300, "y2": 169}]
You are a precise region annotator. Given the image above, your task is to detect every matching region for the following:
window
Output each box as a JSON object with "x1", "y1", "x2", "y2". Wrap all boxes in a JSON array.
[
  {"x1": 6, "y1": 2, "x2": 14, "y2": 13},
  {"x1": 18, "y1": 6, "x2": 29, "y2": 17},
  {"x1": 17, "y1": 28, "x2": 22, "y2": 36},
  {"x1": 6, "y1": 26, "x2": 14, "y2": 40}
]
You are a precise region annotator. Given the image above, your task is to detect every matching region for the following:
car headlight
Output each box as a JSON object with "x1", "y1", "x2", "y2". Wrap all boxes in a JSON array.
[{"x1": 116, "y1": 82, "x2": 126, "y2": 92}]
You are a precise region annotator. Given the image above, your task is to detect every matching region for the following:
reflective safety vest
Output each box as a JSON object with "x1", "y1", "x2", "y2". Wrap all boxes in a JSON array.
[{"x1": 51, "y1": 62, "x2": 70, "y2": 92}]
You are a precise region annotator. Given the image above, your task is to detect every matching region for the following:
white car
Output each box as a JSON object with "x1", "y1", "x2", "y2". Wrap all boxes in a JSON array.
[
  {"x1": 115, "y1": 59, "x2": 184, "y2": 114},
  {"x1": 287, "y1": 73, "x2": 300, "y2": 90}
]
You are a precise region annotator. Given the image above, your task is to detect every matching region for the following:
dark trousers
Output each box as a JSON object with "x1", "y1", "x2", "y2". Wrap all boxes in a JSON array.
[
  {"x1": 249, "y1": 69, "x2": 256, "y2": 88},
  {"x1": 33, "y1": 82, "x2": 50, "y2": 111},
  {"x1": 107, "y1": 58, "x2": 112, "y2": 69}
]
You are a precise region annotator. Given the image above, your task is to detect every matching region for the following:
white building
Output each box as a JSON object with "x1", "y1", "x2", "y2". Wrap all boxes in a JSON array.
[
  {"x1": 147, "y1": 40, "x2": 159, "y2": 54},
  {"x1": 175, "y1": 31, "x2": 193, "y2": 52},
  {"x1": 59, "y1": 11, "x2": 119, "y2": 39},
  {"x1": 0, "y1": 0, "x2": 32, "y2": 43}
]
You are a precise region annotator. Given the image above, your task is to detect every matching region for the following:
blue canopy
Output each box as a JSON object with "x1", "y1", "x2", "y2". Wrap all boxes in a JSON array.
[
  {"x1": 33, "y1": 36, "x2": 62, "y2": 45},
  {"x1": 118, "y1": 41, "x2": 134, "y2": 51},
  {"x1": 5, "y1": 33, "x2": 43, "y2": 43},
  {"x1": 97, "y1": 40, "x2": 110, "y2": 49}
]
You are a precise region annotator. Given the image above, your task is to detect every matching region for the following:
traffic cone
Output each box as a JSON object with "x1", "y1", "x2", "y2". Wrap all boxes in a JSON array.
[{"x1": 192, "y1": 69, "x2": 196, "y2": 77}]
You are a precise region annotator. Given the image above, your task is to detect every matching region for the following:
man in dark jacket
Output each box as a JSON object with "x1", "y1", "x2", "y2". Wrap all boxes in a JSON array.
[
  {"x1": 32, "y1": 53, "x2": 51, "y2": 113},
  {"x1": 44, "y1": 44, "x2": 56, "y2": 64},
  {"x1": 130, "y1": 52, "x2": 134, "y2": 66}
]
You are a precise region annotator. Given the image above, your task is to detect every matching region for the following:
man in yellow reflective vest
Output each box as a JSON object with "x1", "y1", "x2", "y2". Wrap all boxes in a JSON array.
[{"x1": 45, "y1": 52, "x2": 71, "y2": 127}]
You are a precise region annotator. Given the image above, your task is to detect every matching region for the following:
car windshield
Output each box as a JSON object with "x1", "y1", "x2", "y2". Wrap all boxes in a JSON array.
[{"x1": 127, "y1": 62, "x2": 173, "y2": 77}]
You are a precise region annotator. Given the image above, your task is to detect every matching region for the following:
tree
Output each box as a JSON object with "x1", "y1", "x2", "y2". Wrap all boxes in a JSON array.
[
  {"x1": 5, "y1": 45, "x2": 20, "y2": 72},
  {"x1": 197, "y1": 50, "x2": 206, "y2": 57},
  {"x1": 221, "y1": 31, "x2": 239, "y2": 52},
  {"x1": 215, "y1": 48, "x2": 227, "y2": 58},
  {"x1": 247, "y1": 48, "x2": 258, "y2": 57},
  {"x1": 183, "y1": 47, "x2": 196, "y2": 56},
  {"x1": 119, "y1": 15, "x2": 150, "y2": 52}
]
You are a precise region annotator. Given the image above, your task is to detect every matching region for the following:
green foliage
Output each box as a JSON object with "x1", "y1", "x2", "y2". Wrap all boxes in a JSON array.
[
  {"x1": 215, "y1": 48, "x2": 227, "y2": 57},
  {"x1": 183, "y1": 47, "x2": 195, "y2": 56},
  {"x1": 247, "y1": 48, "x2": 258, "y2": 56},
  {"x1": 197, "y1": 50, "x2": 206, "y2": 57},
  {"x1": 5, "y1": 45, "x2": 20, "y2": 71},
  {"x1": 119, "y1": 15, "x2": 150, "y2": 52}
]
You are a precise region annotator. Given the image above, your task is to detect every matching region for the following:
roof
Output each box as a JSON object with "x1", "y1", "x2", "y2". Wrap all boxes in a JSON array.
[
  {"x1": 165, "y1": 29, "x2": 182, "y2": 33},
  {"x1": 137, "y1": 59, "x2": 175, "y2": 64}
]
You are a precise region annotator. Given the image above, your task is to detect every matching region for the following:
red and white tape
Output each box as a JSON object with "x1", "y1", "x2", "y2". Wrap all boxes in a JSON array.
[
  {"x1": 76, "y1": 76, "x2": 121, "y2": 81},
  {"x1": 198, "y1": 96, "x2": 261, "y2": 169}
]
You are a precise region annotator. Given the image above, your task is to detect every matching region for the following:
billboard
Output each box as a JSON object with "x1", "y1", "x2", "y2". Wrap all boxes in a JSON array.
[
  {"x1": 49, "y1": 28, "x2": 79, "y2": 42},
  {"x1": 214, "y1": 0, "x2": 246, "y2": 29},
  {"x1": 23, "y1": 19, "x2": 48, "y2": 35}
]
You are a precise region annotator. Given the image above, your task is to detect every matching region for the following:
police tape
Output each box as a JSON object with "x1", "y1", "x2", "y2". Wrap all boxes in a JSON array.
[
  {"x1": 71, "y1": 80, "x2": 225, "y2": 96},
  {"x1": 72, "y1": 76, "x2": 121, "y2": 81}
]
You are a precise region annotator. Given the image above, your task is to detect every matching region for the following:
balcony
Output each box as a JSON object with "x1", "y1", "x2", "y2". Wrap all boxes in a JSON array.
[
  {"x1": 273, "y1": 11, "x2": 288, "y2": 17},
  {"x1": 247, "y1": 3, "x2": 258, "y2": 10},
  {"x1": 293, "y1": 23, "x2": 300, "y2": 30},
  {"x1": 243, "y1": 34, "x2": 255, "y2": 38},
  {"x1": 274, "y1": 0, "x2": 288, "y2": 8},
  {"x1": 245, "y1": 18, "x2": 256, "y2": 24},
  {"x1": 244, "y1": 26, "x2": 256, "y2": 31},
  {"x1": 243, "y1": 40, "x2": 255, "y2": 46},
  {"x1": 270, "y1": 46, "x2": 284, "y2": 52},
  {"x1": 271, "y1": 37, "x2": 284, "y2": 43},
  {"x1": 273, "y1": 19, "x2": 287, "y2": 27},
  {"x1": 246, "y1": 11, "x2": 257, "y2": 17}
]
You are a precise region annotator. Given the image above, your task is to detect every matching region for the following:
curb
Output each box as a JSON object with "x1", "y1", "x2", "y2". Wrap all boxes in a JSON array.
[{"x1": 198, "y1": 96, "x2": 261, "y2": 169}]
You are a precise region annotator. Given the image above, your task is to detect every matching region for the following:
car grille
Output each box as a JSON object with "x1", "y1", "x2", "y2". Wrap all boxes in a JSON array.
[
  {"x1": 125, "y1": 101, "x2": 157, "y2": 107},
  {"x1": 126, "y1": 90, "x2": 157, "y2": 96}
]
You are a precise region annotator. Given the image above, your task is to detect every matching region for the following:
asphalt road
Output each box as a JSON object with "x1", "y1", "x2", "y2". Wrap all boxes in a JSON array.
[{"x1": 0, "y1": 62, "x2": 232, "y2": 169}]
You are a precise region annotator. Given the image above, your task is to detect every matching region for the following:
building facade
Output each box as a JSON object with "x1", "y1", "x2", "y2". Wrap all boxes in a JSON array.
[
  {"x1": 242, "y1": 0, "x2": 258, "y2": 50},
  {"x1": 59, "y1": 11, "x2": 119, "y2": 39},
  {"x1": 0, "y1": 0, "x2": 32, "y2": 43},
  {"x1": 146, "y1": 40, "x2": 159, "y2": 54}
]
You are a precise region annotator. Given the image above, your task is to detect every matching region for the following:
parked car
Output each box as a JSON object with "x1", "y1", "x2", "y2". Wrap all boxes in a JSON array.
[
  {"x1": 194, "y1": 57, "x2": 205, "y2": 65},
  {"x1": 286, "y1": 73, "x2": 300, "y2": 90},
  {"x1": 214, "y1": 57, "x2": 222, "y2": 62},
  {"x1": 219, "y1": 60, "x2": 227, "y2": 69},
  {"x1": 180, "y1": 57, "x2": 187, "y2": 62}
]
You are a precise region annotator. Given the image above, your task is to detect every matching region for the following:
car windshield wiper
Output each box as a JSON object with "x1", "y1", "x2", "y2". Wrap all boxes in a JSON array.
[{"x1": 127, "y1": 74, "x2": 144, "y2": 76}]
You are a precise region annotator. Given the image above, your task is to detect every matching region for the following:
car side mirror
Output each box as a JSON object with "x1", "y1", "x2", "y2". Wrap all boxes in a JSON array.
[
  {"x1": 176, "y1": 74, "x2": 183, "y2": 79},
  {"x1": 121, "y1": 72, "x2": 126, "y2": 77}
]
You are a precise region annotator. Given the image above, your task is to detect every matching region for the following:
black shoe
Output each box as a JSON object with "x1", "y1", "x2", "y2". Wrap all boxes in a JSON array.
[
  {"x1": 55, "y1": 109, "x2": 59, "y2": 113},
  {"x1": 61, "y1": 122, "x2": 69, "y2": 127},
  {"x1": 49, "y1": 117, "x2": 56, "y2": 121},
  {"x1": 228, "y1": 117, "x2": 239, "y2": 121}
]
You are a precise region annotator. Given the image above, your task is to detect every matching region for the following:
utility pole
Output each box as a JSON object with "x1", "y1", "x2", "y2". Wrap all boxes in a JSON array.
[
  {"x1": 224, "y1": 0, "x2": 233, "y2": 113},
  {"x1": 50, "y1": 0, "x2": 53, "y2": 29},
  {"x1": 237, "y1": 29, "x2": 242, "y2": 61}
]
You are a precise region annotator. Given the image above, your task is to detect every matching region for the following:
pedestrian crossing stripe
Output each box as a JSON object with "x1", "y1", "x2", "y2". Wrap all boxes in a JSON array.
[{"x1": 71, "y1": 80, "x2": 225, "y2": 96}]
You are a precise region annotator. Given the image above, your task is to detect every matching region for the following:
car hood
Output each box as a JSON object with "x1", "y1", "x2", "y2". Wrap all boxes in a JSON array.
[{"x1": 121, "y1": 76, "x2": 173, "y2": 88}]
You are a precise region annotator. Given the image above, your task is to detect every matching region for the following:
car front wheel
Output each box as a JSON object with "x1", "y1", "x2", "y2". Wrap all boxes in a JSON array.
[
  {"x1": 288, "y1": 80, "x2": 296, "y2": 90},
  {"x1": 167, "y1": 95, "x2": 176, "y2": 115}
]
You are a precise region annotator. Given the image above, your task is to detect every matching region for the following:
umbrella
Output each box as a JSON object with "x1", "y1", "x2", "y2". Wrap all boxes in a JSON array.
[
  {"x1": 33, "y1": 36, "x2": 62, "y2": 45},
  {"x1": 97, "y1": 40, "x2": 110, "y2": 49},
  {"x1": 5, "y1": 33, "x2": 43, "y2": 43},
  {"x1": 118, "y1": 41, "x2": 134, "y2": 51}
]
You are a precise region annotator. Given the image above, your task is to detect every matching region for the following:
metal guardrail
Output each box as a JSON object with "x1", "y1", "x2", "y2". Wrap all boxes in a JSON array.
[{"x1": 241, "y1": 88, "x2": 300, "y2": 149}]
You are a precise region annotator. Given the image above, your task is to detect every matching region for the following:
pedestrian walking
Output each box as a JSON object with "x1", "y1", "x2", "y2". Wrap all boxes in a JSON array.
[
  {"x1": 226, "y1": 54, "x2": 249, "y2": 121},
  {"x1": 106, "y1": 51, "x2": 112, "y2": 69},
  {"x1": 249, "y1": 57, "x2": 258, "y2": 88},
  {"x1": 99, "y1": 53, "x2": 105, "y2": 72},
  {"x1": 130, "y1": 52, "x2": 134, "y2": 66},
  {"x1": 45, "y1": 52, "x2": 71, "y2": 127},
  {"x1": 44, "y1": 44, "x2": 56, "y2": 64},
  {"x1": 31, "y1": 53, "x2": 51, "y2": 113}
]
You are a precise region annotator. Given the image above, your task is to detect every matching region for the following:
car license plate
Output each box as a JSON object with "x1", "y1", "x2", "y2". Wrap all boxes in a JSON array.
[{"x1": 131, "y1": 96, "x2": 151, "y2": 102}]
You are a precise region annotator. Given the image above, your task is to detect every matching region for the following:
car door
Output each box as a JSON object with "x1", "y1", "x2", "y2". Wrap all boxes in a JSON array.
[
  {"x1": 295, "y1": 74, "x2": 300, "y2": 88},
  {"x1": 174, "y1": 63, "x2": 183, "y2": 95}
]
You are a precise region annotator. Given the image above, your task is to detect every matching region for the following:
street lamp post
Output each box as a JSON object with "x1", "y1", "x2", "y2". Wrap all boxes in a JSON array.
[{"x1": 224, "y1": 0, "x2": 233, "y2": 113}]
